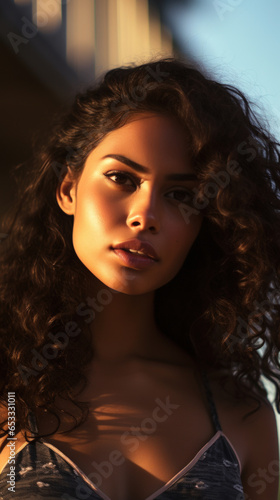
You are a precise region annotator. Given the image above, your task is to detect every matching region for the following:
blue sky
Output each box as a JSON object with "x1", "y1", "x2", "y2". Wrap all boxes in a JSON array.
[{"x1": 166, "y1": 0, "x2": 280, "y2": 139}]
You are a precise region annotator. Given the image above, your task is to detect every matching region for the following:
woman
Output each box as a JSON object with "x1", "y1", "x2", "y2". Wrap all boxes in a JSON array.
[{"x1": 0, "y1": 58, "x2": 279, "y2": 500}]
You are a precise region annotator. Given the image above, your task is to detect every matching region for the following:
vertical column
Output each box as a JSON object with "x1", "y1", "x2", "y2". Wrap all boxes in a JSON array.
[
  {"x1": 148, "y1": 6, "x2": 173, "y2": 57},
  {"x1": 135, "y1": 0, "x2": 150, "y2": 59},
  {"x1": 117, "y1": 0, "x2": 138, "y2": 65},
  {"x1": 149, "y1": 9, "x2": 162, "y2": 56},
  {"x1": 161, "y1": 26, "x2": 173, "y2": 56},
  {"x1": 94, "y1": 0, "x2": 110, "y2": 76},
  {"x1": 107, "y1": 0, "x2": 119, "y2": 69},
  {"x1": 32, "y1": 0, "x2": 62, "y2": 32},
  {"x1": 66, "y1": 0, "x2": 95, "y2": 76}
]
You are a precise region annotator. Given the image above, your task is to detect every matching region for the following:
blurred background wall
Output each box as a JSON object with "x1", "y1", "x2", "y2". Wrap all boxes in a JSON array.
[
  {"x1": 0, "y1": 0, "x2": 280, "y2": 471},
  {"x1": 0, "y1": 0, "x2": 177, "y2": 216}
]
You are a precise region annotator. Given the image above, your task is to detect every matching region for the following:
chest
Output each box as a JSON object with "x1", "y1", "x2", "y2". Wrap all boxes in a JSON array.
[
  {"x1": 32, "y1": 370, "x2": 245, "y2": 500},
  {"x1": 39, "y1": 392, "x2": 216, "y2": 499}
]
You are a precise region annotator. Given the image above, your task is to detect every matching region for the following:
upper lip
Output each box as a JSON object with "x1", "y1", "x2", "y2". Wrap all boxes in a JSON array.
[{"x1": 112, "y1": 239, "x2": 159, "y2": 261}]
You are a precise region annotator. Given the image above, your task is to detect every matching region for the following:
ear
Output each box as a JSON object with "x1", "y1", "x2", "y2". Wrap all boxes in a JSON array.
[{"x1": 56, "y1": 169, "x2": 77, "y2": 216}]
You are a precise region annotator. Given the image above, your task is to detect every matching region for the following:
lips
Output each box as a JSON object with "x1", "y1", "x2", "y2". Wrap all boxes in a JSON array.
[{"x1": 112, "y1": 239, "x2": 159, "y2": 261}]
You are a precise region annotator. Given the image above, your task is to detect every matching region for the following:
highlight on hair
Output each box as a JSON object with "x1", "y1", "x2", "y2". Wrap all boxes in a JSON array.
[{"x1": 1, "y1": 57, "x2": 280, "y2": 440}]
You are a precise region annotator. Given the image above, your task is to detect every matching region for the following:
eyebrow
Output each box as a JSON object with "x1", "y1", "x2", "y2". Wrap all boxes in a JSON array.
[{"x1": 102, "y1": 154, "x2": 198, "y2": 181}]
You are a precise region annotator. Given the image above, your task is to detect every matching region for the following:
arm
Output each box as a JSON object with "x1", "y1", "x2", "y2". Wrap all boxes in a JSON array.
[{"x1": 241, "y1": 400, "x2": 279, "y2": 500}]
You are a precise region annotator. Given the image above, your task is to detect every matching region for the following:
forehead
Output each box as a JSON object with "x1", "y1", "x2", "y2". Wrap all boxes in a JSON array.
[{"x1": 86, "y1": 112, "x2": 193, "y2": 172}]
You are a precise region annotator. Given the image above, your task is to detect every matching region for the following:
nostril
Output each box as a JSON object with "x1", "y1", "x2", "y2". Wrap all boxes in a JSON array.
[{"x1": 131, "y1": 221, "x2": 141, "y2": 227}]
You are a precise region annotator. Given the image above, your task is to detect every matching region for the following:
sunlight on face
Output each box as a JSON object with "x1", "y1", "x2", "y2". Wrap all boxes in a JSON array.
[{"x1": 62, "y1": 113, "x2": 203, "y2": 295}]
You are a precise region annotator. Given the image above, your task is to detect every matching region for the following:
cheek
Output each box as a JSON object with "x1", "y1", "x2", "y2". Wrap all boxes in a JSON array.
[
  {"x1": 71, "y1": 197, "x2": 104, "y2": 260},
  {"x1": 74, "y1": 190, "x2": 117, "y2": 235}
]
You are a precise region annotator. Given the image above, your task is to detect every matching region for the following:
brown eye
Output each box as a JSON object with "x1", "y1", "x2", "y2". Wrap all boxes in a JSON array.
[
  {"x1": 104, "y1": 171, "x2": 136, "y2": 187},
  {"x1": 166, "y1": 189, "x2": 192, "y2": 204}
]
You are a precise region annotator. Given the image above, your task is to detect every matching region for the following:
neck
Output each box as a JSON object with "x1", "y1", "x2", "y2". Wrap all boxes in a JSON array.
[{"x1": 83, "y1": 282, "x2": 162, "y2": 363}]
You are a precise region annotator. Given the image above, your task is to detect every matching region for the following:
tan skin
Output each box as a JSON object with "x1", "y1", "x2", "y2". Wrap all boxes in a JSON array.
[{"x1": 0, "y1": 113, "x2": 279, "y2": 500}]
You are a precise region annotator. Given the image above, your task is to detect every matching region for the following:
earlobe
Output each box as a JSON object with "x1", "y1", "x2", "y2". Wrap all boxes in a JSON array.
[{"x1": 56, "y1": 171, "x2": 77, "y2": 215}]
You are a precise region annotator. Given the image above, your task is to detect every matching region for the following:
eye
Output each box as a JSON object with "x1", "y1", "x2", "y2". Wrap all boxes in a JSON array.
[
  {"x1": 166, "y1": 189, "x2": 193, "y2": 204},
  {"x1": 104, "y1": 170, "x2": 138, "y2": 188}
]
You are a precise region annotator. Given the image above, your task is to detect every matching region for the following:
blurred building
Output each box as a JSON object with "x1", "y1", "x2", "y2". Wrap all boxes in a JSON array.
[
  {"x1": 1, "y1": 0, "x2": 174, "y2": 103},
  {"x1": 0, "y1": 0, "x2": 176, "y2": 216},
  {"x1": 66, "y1": 0, "x2": 173, "y2": 81}
]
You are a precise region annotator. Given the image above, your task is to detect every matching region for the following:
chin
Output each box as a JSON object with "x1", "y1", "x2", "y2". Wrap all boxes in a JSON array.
[
  {"x1": 105, "y1": 274, "x2": 174, "y2": 296},
  {"x1": 107, "y1": 282, "x2": 155, "y2": 296},
  {"x1": 88, "y1": 264, "x2": 177, "y2": 296}
]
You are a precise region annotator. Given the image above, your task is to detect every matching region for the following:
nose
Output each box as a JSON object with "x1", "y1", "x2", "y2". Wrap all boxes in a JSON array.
[{"x1": 126, "y1": 190, "x2": 160, "y2": 233}]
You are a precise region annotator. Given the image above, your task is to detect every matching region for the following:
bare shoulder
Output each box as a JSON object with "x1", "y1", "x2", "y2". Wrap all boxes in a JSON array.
[
  {"x1": 239, "y1": 399, "x2": 279, "y2": 500},
  {"x1": 208, "y1": 374, "x2": 279, "y2": 500}
]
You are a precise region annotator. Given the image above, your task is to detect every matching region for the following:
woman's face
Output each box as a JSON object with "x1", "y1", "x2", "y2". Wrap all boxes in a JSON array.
[{"x1": 57, "y1": 113, "x2": 203, "y2": 294}]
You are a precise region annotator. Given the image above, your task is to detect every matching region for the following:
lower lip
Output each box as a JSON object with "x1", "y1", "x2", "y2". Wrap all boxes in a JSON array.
[{"x1": 112, "y1": 249, "x2": 157, "y2": 270}]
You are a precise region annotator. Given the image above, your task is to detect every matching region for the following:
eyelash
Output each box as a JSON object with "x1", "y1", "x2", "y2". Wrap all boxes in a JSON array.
[
  {"x1": 104, "y1": 170, "x2": 139, "y2": 187},
  {"x1": 103, "y1": 170, "x2": 193, "y2": 204}
]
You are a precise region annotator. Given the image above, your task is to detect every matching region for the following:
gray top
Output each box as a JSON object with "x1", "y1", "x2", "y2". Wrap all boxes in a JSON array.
[{"x1": 0, "y1": 374, "x2": 244, "y2": 499}]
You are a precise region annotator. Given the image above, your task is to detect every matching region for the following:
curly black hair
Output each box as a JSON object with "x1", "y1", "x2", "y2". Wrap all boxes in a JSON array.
[{"x1": 1, "y1": 57, "x2": 280, "y2": 440}]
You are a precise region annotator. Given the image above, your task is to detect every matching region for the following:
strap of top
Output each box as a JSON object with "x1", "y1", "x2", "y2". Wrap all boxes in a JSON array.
[
  {"x1": 27, "y1": 411, "x2": 39, "y2": 438},
  {"x1": 201, "y1": 371, "x2": 222, "y2": 432}
]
